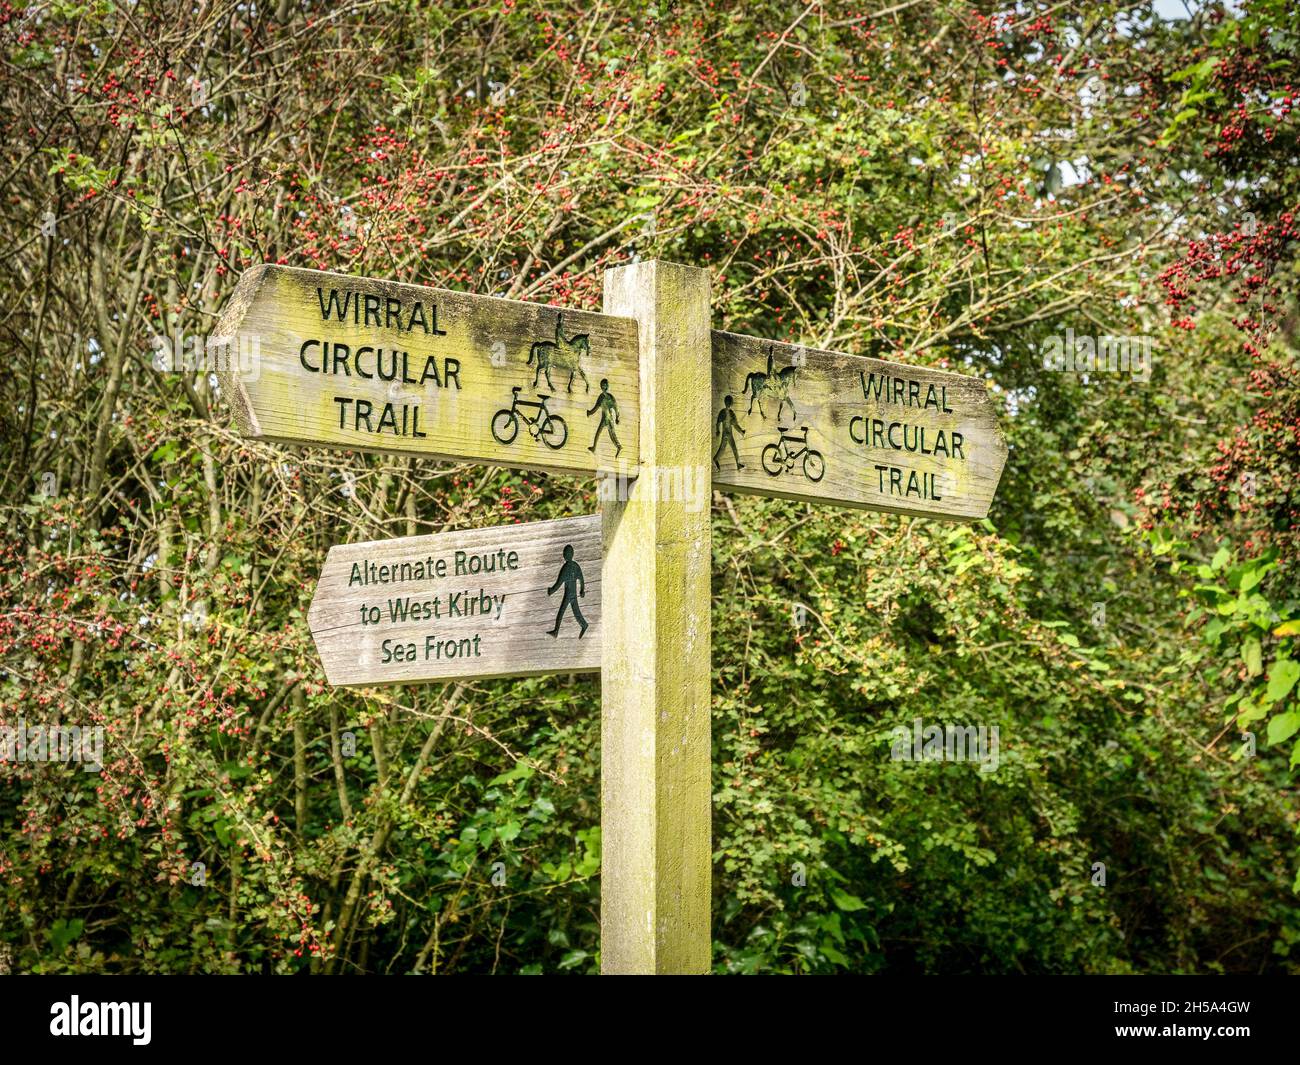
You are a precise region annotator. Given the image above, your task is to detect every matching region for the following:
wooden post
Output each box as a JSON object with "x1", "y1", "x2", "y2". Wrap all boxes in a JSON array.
[{"x1": 600, "y1": 260, "x2": 713, "y2": 974}]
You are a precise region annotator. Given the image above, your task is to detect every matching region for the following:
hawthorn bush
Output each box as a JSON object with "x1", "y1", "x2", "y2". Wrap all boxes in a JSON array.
[{"x1": 1, "y1": 0, "x2": 1297, "y2": 973}]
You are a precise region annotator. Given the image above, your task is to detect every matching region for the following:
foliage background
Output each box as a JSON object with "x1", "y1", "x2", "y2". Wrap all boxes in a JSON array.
[{"x1": 1, "y1": 0, "x2": 1298, "y2": 974}]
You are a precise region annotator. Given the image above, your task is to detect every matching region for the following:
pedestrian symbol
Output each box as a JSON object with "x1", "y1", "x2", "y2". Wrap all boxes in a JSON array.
[
  {"x1": 587, "y1": 378, "x2": 622, "y2": 456},
  {"x1": 714, "y1": 393, "x2": 746, "y2": 470},
  {"x1": 547, "y1": 544, "x2": 589, "y2": 638}
]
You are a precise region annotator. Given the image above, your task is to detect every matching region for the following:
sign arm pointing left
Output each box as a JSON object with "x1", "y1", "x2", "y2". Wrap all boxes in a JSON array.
[
  {"x1": 308, "y1": 515, "x2": 601, "y2": 687},
  {"x1": 214, "y1": 265, "x2": 642, "y2": 476}
]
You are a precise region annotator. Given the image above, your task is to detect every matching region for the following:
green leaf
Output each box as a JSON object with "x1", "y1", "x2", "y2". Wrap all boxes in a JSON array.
[
  {"x1": 1170, "y1": 57, "x2": 1219, "y2": 83},
  {"x1": 48, "y1": 918, "x2": 85, "y2": 952},
  {"x1": 1264, "y1": 658, "x2": 1299, "y2": 704},
  {"x1": 1266, "y1": 709, "x2": 1300, "y2": 746},
  {"x1": 829, "y1": 886, "x2": 866, "y2": 912},
  {"x1": 821, "y1": 942, "x2": 850, "y2": 966},
  {"x1": 1242, "y1": 637, "x2": 1262, "y2": 677},
  {"x1": 1239, "y1": 566, "x2": 1266, "y2": 593}
]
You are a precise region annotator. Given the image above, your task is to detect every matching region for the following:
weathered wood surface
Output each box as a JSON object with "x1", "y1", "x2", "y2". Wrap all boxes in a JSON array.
[
  {"x1": 214, "y1": 265, "x2": 640, "y2": 474},
  {"x1": 710, "y1": 331, "x2": 1008, "y2": 520},
  {"x1": 307, "y1": 515, "x2": 600, "y2": 686},
  {"x1": 600, "y1": 259, "x2": 713, "y2": 975}
]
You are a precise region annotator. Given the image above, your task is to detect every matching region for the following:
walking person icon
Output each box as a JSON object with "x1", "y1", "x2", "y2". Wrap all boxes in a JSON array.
[
  {"x1": 714, "y1": 394, "x2": 746, "y2": 470},
  {"x1": 587, "y1": 378, "x2": 622, "y2": 456},
  {"x1": 546, "y1": 544, "x2": 588, "y2": 638}
]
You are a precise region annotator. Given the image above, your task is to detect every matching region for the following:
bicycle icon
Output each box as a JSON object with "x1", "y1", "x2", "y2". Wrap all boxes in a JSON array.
[
  {"x1": 761, "y1": 425, "x2": 824, "y2": 482},
  {"x1": 491, "y1": 387, "x2": 568, "y2": 450}
]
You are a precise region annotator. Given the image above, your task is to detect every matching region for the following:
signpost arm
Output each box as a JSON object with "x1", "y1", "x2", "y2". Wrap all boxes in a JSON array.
[{"x1": 600, "y1": 260, "x2": 713, "y2": 974}]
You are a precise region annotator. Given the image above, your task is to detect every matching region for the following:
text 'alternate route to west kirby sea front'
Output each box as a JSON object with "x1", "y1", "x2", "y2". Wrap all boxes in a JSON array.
[{"x1": 307, "y1": 515, "x2": 601, "y2": 686}]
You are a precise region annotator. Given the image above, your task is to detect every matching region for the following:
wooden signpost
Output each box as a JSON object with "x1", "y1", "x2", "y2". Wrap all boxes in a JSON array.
[
  {"x1": 220, "y1": 257, "x2": 1008, "y2": 976},
  {"x1": 307, "y1": 515, "x2": 600, "y2": 687},
  {"x1": 600, "y1": 261, "x2": 713, "y2": 974}
]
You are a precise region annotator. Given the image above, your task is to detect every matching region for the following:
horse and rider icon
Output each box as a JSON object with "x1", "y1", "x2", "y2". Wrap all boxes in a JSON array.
[
  {"x1": 546, "y1": 544, "x2": 588, "y2": 638},
  {"x1": 528, "y1": 313, "x2": 591, "y2": 393},
  {"x1": 743, "y1": 345, "x2": 798, "y2": 421}
]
